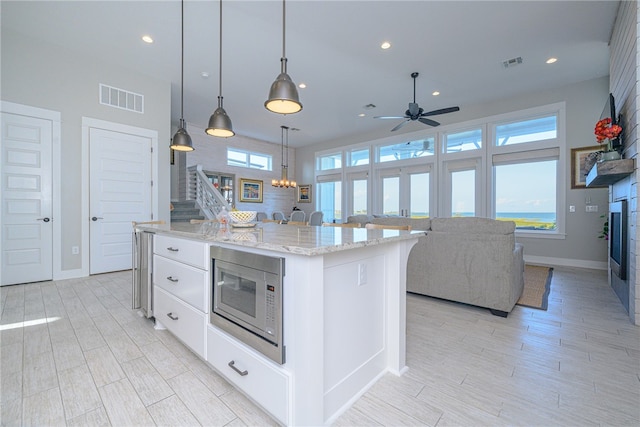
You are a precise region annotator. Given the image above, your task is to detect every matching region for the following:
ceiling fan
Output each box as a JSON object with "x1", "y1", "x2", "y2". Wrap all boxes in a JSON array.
[{"x1": 375, "y1": 72, "x2": 460, "y2": 132}]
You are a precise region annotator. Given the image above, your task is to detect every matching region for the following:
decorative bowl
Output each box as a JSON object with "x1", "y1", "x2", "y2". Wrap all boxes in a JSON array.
[{"x1": 228, "y1": 210, "x2": 257, "y2": 224}]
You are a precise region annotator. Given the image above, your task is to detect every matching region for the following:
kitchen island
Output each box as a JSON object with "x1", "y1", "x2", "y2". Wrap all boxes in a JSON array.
[{"x1": 135, "y1": 221, "x2": 420, "y2": 426}]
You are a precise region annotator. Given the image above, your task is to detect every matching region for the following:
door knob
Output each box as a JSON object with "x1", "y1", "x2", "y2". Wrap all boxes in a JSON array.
[
  {"x1": 91, "y1": 216, "x2": 104, "y2": 221},
  {"x1": 36, "y1": 217, "x2": 51, "y2": 222}
]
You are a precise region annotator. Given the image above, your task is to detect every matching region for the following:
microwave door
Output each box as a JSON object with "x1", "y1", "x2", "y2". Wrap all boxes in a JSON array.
[{"x1": 216, "y1": 263, "x2": 266, "y2": 331}]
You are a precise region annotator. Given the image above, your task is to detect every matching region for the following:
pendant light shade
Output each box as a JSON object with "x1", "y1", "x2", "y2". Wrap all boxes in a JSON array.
[
  {"x1": 171, "y1": 118, "x2": 194, "y2": 151},
  {"x1": 265, "y1": 0, "x2": 302, "y2": 115},
  {"x1": 171, "y1": 0, "x2": 194, "y2": 152},
  {"x1": 206, "y1": 0, "x2": 234, "y2": 137}
]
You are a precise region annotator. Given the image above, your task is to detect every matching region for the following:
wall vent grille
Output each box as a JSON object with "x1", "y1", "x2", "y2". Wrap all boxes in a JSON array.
[
  {"x1": 99, "y1": 84, "x2": 144, "y2": 113},
  {"x1": 502, "y1": 57, "x2": 523, "y2": 69}
]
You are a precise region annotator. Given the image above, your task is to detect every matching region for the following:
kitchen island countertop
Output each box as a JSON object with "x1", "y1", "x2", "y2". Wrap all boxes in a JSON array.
[{"x1": 135, "y1": 221, "x2": 422, "y2": 256}]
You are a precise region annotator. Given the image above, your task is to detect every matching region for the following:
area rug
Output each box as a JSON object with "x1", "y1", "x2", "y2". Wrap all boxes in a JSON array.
[{"x1": 517, "y1": 265, "x2": 553, "y2": 310}]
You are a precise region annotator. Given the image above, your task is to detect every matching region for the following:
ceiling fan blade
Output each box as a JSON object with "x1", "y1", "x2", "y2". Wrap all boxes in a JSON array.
[
  {"x1": 420, "y1": 106, "x2": 460, "y2": 117},
  {"x1": 419, "y1": 117, "x2": 440, "y2": 127},
  {"x1": 391, "y1": 120, "x2": 410, "y2": 132},
  {"x1": 374, "y1": 116, "x2": 407, "y2": 119}
]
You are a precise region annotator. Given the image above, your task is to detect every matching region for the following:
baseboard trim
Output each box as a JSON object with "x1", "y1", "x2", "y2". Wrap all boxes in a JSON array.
[
  {"x1": 524, "y1": 255, "x2": 607, "y2": 270},
  {"x1": 53, "y1": 269, "x2": 85, "y2": 281}
]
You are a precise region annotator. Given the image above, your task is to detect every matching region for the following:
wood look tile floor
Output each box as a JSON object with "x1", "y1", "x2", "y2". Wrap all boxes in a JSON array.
[{"x1": 1, "y1": 267, "x2": 639, "y2": 426}]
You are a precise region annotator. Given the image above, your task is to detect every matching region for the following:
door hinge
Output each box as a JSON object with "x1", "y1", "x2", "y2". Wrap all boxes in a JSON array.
[
  {"x1": 150, "y1": 180, "x2": 153, "y2": 187},
  {"x1": 150, "y1": 146, "x2": 153, "y2": 153}
]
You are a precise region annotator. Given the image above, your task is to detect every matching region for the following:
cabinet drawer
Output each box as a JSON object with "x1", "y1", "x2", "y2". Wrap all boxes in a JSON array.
[
  {"x1": 154, "y1": 255, "x2": 207, "y2": 312},
  {"x1": 207, "y1": 325, "x2": 290, "y2": 424},
  {"x1": 155, "y1": 287, "x2": 206, "y2": 358},
  {"x1": 154, "y1": 234, "x2": 209, "y2": 269}
]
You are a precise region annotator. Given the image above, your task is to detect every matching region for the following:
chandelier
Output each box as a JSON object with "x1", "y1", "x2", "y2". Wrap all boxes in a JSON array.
[{"x1": 272, "y1": 125, "x2": 296, "y2": 188}]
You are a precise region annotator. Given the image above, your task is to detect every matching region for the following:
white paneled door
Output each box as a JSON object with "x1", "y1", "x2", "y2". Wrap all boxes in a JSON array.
[
  {"x1": 89, "y1": 127, "x2": 152, "y2": 275},
  {"x1": 1, "y1": 112, "x2": 53, "y2": 286}
]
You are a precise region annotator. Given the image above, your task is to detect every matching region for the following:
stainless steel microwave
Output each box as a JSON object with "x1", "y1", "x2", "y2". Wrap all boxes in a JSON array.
[{"x1": 210, "y1": 246, "x2": 285, "y2": 364}]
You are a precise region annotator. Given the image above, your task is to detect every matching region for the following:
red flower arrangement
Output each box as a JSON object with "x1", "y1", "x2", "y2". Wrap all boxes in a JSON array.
[{"x1": 594, "y1": 118, "x2": 622, "y2": 144}]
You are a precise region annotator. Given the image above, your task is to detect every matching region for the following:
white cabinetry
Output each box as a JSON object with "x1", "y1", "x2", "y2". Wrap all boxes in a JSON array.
[{"x1": 153, "y1": 235, "x2": 209, "y2": 359}]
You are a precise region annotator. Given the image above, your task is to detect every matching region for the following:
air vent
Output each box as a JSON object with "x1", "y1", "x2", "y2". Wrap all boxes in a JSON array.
[
  {"x1": 99, "y1": 84, "x2": 144, "y2": 113},
  {"x1": 502, "y1": 57, "x2": 523, "y2": 69}
]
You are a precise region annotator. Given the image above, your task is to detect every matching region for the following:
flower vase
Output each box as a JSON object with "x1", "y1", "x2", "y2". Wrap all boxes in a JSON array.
[
  {"x1": 600, "y1": 150, "x2": 621, "y2": 162},
  {"x1": 599, "y1": 140, "x2": 621, "y2": 162}
]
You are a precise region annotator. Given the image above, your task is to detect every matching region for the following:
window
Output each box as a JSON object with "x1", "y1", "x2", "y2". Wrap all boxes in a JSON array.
[
  {"x1": 317, "y1": 180, "x2": 342, "y2": 223},
  {"x1": 494, "y1": 158, "x2": 558, "y2": 231},
  {"x1": 352, "y1": 178, "x2": 368, "y2": 215},
  {"x1": 451, "y1": 169, "x2": 475, "y2": 216},
  {"x1": 317, "y1": 153, "x2": 342, "y2": 170},
  {"x1": 227, "y1": 148, "x2": 272, "y2": 170},
  {"x1": 495, "y1": 116, "x2": 557, "y2": 146},
  {"x1": 381, "y1": 176, "x2": 400, "y2": 215},
  {"x1": 349, "y1": 148, "x2": 369, "y2": 166},
  {"x1": 410, "y1": 173, "x2": 429, "y2": 217},
  {"x1": 378, "y1": 138, "x2": 434, "y2": 162},
  {"x1": 445, "y1": 129, "x2": 482, "y2": 153}
]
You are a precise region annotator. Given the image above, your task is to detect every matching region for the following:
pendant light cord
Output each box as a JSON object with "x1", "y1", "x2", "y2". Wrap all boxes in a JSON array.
[
  {"x1": 180, "y1": 0, "x2": 185, "y2": 120},
  {"x1": 218, "y1": 0, "x2": 223, "y2": 108}
]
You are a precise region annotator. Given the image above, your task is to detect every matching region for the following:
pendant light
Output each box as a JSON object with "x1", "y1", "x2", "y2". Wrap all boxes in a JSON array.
[
  {"x1": 264, "y1": 0, "x2": 302, "y2": 115},
  {"x1": 272, "y1": 126, "x2": 296, "y2": 188},
  {"x1": 205, "y1": 0, "x2": 234, "y2": 137},
  {"x1": 171, "y1": 0, "x2": 194, "y2": 151}
]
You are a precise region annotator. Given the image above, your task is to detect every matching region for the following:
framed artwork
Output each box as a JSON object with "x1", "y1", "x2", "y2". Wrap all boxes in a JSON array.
[
  {"x1": 297, "y1": 184, "x2": 311, "y2": 203},
  {"x1": 571, "y1": 145, "x2": 605, "y2": 189},
  {"x1": 239, "y1": 178, "x2": 263, "y2": 203}
]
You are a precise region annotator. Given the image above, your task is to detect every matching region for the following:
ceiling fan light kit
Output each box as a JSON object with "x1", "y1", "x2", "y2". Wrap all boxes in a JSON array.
[
  {"x1": 206, "y1": 0, "x2": 235, "y2": 138},
  {"x1": 374, "y1": 72, "x2": 460, "y2": 132},
  {"x1": 265, "y1": 0, "x2": 302, "y2": 115},
  {"x1": 170, "y1": 0, "x2": 194, "y2": 151}
]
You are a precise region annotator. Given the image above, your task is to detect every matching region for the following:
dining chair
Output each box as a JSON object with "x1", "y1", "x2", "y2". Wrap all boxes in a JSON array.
[
  {"x1": 308, "y1": 211, "x2": 324, "y2": 226},
  {"x1": 322, "y1": 222, "x2": 361, "y2": 228},
  {"x1": 365, "y1": 223, "x2": 411, "y2": 231},
  {"x1": 273, "y1": 211, "x2": 286, "y2": 221},
  {"x1": 256, "y1": 212, "x2": 268, "y2": 221},
  {"x1": 290, "y1": 210, "x2": 306, "y2": 222}
]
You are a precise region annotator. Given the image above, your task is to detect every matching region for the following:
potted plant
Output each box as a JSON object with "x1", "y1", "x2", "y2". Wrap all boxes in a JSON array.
[{"x1": 594, "y1": 118, "x2": 623, "y2": 161}]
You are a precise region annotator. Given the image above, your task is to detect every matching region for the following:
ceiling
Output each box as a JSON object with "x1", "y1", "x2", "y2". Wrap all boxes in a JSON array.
[{"x1": 2, "y1": 1, "x2": 619, "y2": 147}]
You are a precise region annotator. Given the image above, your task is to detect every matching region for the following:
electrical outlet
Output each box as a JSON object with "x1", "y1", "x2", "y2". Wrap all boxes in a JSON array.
[
  {"x1": 72, "y1": 246, "x2": 79, "y2": 255},
  {"x1": 358, "y1": 263, "x2": 367, "y2": 286},
  {"x1": 586, "y1": 205, "x2": 598, "y2": 213},
  {"x1": 569, "y1": 205, "x2": 576, "y2": 213}
]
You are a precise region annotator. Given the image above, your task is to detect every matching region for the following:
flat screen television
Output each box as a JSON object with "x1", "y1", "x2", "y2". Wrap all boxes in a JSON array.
[{"x1": 601, "y1": 93, "x2": 621, "y2": 150}]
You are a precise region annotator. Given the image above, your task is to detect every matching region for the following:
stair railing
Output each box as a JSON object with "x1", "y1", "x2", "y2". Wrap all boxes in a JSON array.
[{"x1": 187, "y1": 165, "x2": 232, "y2": 219}]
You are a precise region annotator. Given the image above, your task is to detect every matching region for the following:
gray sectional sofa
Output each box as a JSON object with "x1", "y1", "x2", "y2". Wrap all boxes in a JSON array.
[{"x1": 346, "y1": 215, "x2": 525, "y2": 316}]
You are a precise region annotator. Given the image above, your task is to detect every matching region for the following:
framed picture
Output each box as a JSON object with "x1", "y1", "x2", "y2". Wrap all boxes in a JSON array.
[
  {"x1": 571, "y1": 145, "x2": 605, "y2": 189},
  {"x1": 297, "y1": 184, "x2": 311, "y2": 203},
  {"x1": 239, "y1": 178, "x2": 263, "y2": 203}
]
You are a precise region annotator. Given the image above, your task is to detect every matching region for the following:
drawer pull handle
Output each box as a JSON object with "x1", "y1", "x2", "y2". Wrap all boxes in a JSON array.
[
  {"x1": 167, "y1": 247, "x2": 179, "y2": 252},
  {"x1": 166, "y1": 276, "x2": 179, "y2": 282},
  {"x1": 167, "y1": 312, "x2": 179, "y2": 321},
  {"x1": 228, "y1": 360, "x2": 248, "y2": 376}
]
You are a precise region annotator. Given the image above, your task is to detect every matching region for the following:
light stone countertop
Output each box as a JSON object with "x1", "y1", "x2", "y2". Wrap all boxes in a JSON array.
[{"x1": 136, "y1": 222, "x2": 423, "y2": 256}]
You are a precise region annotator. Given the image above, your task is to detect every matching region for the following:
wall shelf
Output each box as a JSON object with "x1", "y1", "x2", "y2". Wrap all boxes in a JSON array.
[{"x1": 586, "y1": 158, "x2": 634, "y2": 187}]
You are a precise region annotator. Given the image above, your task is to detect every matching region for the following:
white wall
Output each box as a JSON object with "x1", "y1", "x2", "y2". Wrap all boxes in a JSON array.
[
  {"x1": 1, "y1": 30, "x2": 171, "y2": 275},
  {"x1": 184, "y1": 124, "x2": 297, "y2": 217},
  {"x1": 295, "y1": 77, "x2": 612, "y2": 269}
]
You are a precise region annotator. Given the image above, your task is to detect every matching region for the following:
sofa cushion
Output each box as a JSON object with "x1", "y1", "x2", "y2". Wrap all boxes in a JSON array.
[
  {"x1": 430, "y1": 217, "x2": 515, "y2": 234},
  {"x1": 371, "y1": 216, "x2": 431, "y2": 231},
  {"x1": 346, "y1": 214, "x2": 374, "y2": 224}
]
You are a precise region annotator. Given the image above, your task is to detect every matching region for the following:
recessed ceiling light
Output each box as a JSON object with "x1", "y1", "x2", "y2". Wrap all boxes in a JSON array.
[
  {"x1": 201, "y1": 71, "x2": 210, "y2": 78},
  {"x1": 298, "y1": 83, "x2": 306, "y2": 89},
  {"x1": 358, "y1": 113, "x2": 366, "y2": 117},
  {"x1": 380, "y1": 41, "x2": 391, "y2": 50},
  {"x1": 142, "y1": 35, "x2": 154, "y2": 44},
  {"x1": 546, "y1": 57, "x2": 558, "y2": 64},
  {"x1": 432, "y1": 91, "x2": 440, "y2": 96}
]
